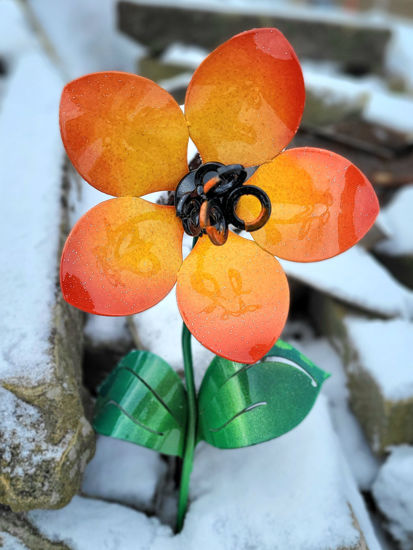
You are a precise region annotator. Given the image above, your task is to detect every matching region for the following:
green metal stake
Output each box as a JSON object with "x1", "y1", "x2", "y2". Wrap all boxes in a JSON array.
[{"x1": 176, "y1": 322, "x2": 197, "y2": 532}]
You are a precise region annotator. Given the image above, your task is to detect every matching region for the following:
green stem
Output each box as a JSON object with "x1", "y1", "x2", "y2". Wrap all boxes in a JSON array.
[{"x1": 176, "y1": 322, "x2": 197, "y2": 532}]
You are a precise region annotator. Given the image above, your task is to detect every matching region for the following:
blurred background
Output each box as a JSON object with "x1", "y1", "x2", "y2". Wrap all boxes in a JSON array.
[{"x1": 1, "y1": 1, "x2": 413, "y2": 549}]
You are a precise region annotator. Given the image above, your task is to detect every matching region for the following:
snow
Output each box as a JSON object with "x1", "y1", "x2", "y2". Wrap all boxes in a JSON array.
[
  {"x1": 303, "y1": 66, "x2": 413, "y2": 134},
  {"x1": 0, "y1": 533, "x2": 29, "y2": 550},
  {"x1": 29, "y1": 397, "x2": 380, "y2": 550},
  {"x1": 365, "y1": 91, "x2": 413, "y2": 134},
  {"x1": 376, "y1": 186, "x2": 413, "y2": 256},
  {"x1": 186, "y1": 398, "x2": 379, "y2": 550},
  {"x1": 67, "y1": 169, "x2": 111, "y2": 228},
  {"x1": 0, "y1": 35, "x2": 85, "y2": 485},
  {"x1": 0, "y1": 50, "x2": 64, "y2": 386},
  {"x1": 84, "y1": 316, "x2": 132, "y2": 349},
  {"x1": 30, "y1": 496, "x2": 170, "y2": 550},
  {"x1": 386, "y1": 19, "x2": 413, "y2": 94},
  {"x1": 161, "y1": 43, "x2": 208, "y2": 68},
  {"x1": 375, "y1": 210, "x2": 394, "y2": 242},
  {"x1": 345, "y1": 316, "x2": 413, "y2": 401},
  {"x1": 27, "y1": 0, "x2": 143, "y2": 79},
  {"x1": 158, "y1": 72, "x2": 192, "y2": 94},
  {"x1": 130, "y1": 288, "x2": 215, "y2": 388},
  {"x1": 82, "y1": 436, "x2": 167, "y2": 512},
  {"x1": 304, "y1": 68, "x2": 373, "y2": 107},
  {"x1": 372, "y1": 445, "x2": 413, "y2": 550},
  {"x1": 0, "y1": 0, "x2": 37, "y2": 65},
  {"x1": 292, "y1": 336, "x2": 379, "y2": 490},
  {"x1": 280, "y1": 245, "x2": 413, "y2": 319},
  {"x1": 0, "y1": 386, "x2": 87, "y2": 480}
]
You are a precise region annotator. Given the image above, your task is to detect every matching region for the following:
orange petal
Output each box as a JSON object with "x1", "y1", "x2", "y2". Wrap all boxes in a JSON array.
[
  {"x1": 60, "y1": 71, "x2": 189, "y2": 197},
  {"x1": 185, "y1": 28, "x2": 304, "y2": 167},
  {"x1": 61, "y1": 197, "x2": 183, "y2": 316},
  {"x1": 239, "y1": 147, "x2": 379, "y2": 262},
  {"x1": 176, "y1": 232, "x2": 289, "y2": 364}
]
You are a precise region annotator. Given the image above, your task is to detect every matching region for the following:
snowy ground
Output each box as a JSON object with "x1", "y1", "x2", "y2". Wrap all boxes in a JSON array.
[
  {"x1": 373, "y1": 446, "x2": 413, "y2": 550},
  {"x1": 29, "y1": 397, "x2": 381, "y2": 550},
  {"x1": 1, "y1": 0, "x2": 413, "y2": 548}
]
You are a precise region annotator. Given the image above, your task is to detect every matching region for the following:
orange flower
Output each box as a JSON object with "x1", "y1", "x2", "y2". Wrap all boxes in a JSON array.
[{"x1": 60, "y1": 28, "x2": 379, "y2": 364}]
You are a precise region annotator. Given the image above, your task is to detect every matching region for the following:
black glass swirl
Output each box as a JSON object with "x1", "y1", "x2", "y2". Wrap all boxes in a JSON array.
[{"x1": 175, "y1": 162, "x2": 271, "y2": 246}]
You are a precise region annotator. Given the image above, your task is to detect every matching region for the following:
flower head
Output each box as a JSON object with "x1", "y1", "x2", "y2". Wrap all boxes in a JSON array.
[{"x1": 60, "y1": 28, "x2": 379, "y2": 364}]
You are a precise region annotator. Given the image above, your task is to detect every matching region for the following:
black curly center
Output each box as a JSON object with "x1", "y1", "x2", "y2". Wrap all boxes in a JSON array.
[{"x1": 174, "y1": 162, "x2": 271, "y2": 246}]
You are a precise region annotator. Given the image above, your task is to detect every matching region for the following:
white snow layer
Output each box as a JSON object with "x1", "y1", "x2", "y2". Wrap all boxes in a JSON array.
[
  {"x1": 68, "y1": 170, "x2": 110, "y2": 227},
  {"x1": 84, "y1": 315, "x2": 132, "y2": 348},
  {"x1": 161, "y1": 43, "x2": 208, "y2": 68},
  {"x1": 30, "y1": 496, "x2": 169, "y2": 550},
  {"x1": 0, "y1": 35, "x2": 78, "y2": 482},
  {"x1": 294, "y1": 337, "x2": 379, "y2": 491},
  {"x1": 82, "y1": 436, "x2": 167, "y2": 512},
  {"x1": 0, "y1": 50, "x2": 64, "y2": 385},
  {"x1": 372, "y1": 445, "x2": 413, "y2": 550},
  {"x1": 0, "y1": 389, "x2": 89, "y2": 480},
  {"x1": 280, "y1": 245, "x2": 413, "y2": 319},
  {"x1": 303, "y1": 66, "x2": 413, "y2": 134},
  {"x1": 29, "y1": 397, "x2": 380, "y2": 550},
  {"x1": 345, "y1": 316, "x2": 413, "y2": 401},
  {"x1": 0, "y1": 0, "x2": 37, "y2": 65},
  {"x1": 0, "y1": 533, "x2": 29, "y2": 550},
  {"x1": 27, "y1": 0, "x2": 143, "y2": 79},
  {"x1": 376, "y1": 186, "x2": 413, "y2": 256},
  {"x1": 365, "y1": 91, "x2": 413, "y2": 134},
  {"x1": 386, "y1": 20, "x2": 413, "y2": 94}
]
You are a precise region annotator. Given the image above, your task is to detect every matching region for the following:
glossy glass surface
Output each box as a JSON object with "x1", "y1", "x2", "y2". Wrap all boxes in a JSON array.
[
  {"x1": 176, "y1": 232, "x2": 290, "y2": 364},
  {"x1": 60, "y1": 71, "x2": 189, "y2": 197},
  {"x1": 239, "y1": 147, "x2": 380, "y2": 262},
  {"x1": 60, "y1": 197, "x2": 183, "y2": 315},
  {"x1": 94, "y1": 350, "x2": 188, "y2": 457},
  {"x1": 185, "y1": 28, "x2": 305, "y2": 167}
]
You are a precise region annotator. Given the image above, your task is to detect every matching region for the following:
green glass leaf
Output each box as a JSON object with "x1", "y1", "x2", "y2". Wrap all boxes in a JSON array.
[
  {"x1": 94, "y1": 350, "x2": 188, "y2": 457},
  {"x1": 198, "y1": 341, "x2": 330, "y2": 449},
  {"x1": 265, "y1": 339, "x2": 330, "y2": 383}
]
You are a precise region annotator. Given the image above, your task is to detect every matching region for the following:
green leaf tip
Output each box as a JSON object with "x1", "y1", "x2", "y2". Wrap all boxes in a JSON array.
[{"x1": 268, "y1": 339, "x2": 330, "y2": 384}]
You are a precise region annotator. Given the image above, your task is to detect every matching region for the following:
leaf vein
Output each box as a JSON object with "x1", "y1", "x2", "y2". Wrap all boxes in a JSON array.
[
  {"x1": 208, "y1": 401, "x2": 267, "y2": 433},
  {"x1": 104, "y1": 400, "x2": 165, "y2": 437},
  {"x1": 117, "y1": 366, "x2": 185, "y2": 428}
]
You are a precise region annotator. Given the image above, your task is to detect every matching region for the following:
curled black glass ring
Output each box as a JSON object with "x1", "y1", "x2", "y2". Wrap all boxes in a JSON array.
[{"x1": 226, "y1": 184, "x2": 271, "y2": 232}]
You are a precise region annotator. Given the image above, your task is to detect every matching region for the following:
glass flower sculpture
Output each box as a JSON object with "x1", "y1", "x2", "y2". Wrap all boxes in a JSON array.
[
  {"x1": 59, "y1": 28, "x2": 379, "y2": 530},
  {"x1": 60, "y1": 28, "x2": 378, "y2": 364}
]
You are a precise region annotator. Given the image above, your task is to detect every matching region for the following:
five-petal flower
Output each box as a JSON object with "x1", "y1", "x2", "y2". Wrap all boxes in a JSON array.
[{"x1": 59, "y1": 28, "x2": 379, "y2": 364}]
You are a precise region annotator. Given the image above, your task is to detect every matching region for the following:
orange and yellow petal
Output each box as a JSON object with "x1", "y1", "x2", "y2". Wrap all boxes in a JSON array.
[
  {"x1": 184, "y1": 28, "x2": 305, "y2": 167},
  {"x1": 61, "y1": 197, "x2": 183, "y2": 316},
  {"x1": 60, "y1": 71, "x2": 189, "y2": 197},
  {"x1": 238, "y1": 147, "x2": 379, "y2": 262},
  {"x1": 176, "y1": 232, "x2": 290, "y2": 364}
]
